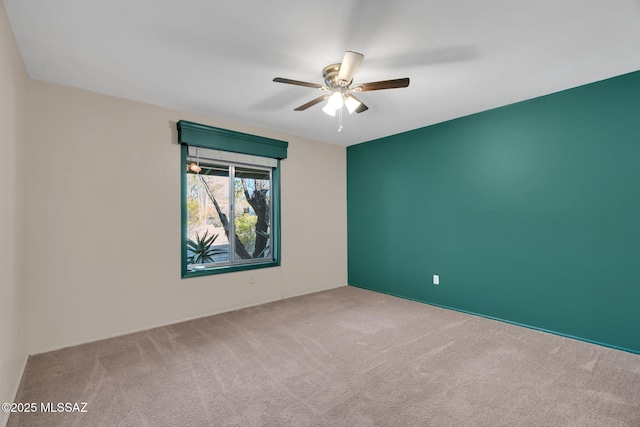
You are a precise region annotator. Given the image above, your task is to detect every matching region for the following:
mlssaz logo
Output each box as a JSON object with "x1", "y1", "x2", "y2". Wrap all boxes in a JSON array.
[{"x1": 40, "y1": 402, "x2": 88, "y2": 413}]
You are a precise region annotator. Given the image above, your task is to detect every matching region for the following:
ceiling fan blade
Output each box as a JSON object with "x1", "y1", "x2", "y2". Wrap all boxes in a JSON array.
[
  {"x1": 344, "y1": 94, "x2": 369, "y2": 113},
  {"x1": 352, "y1": 78, "x2": 410, "y2": 92},
  {"x1": 273, "y1": 77, "x2": 325, "y2": 89},
  {"x1": 337, "y1": 51, "x2": 364, "y2": 86},
  {"x1": 294, "y1": 95, "x2": 330, "y2": 111}
]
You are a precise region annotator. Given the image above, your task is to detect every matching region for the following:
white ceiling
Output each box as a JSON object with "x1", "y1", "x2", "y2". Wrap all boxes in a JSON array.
[{"x1": 5, "y1": 0, "x2": 640, "y2": 146}]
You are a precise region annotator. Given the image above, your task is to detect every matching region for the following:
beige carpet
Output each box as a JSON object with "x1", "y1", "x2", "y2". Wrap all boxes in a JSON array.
[{"x1": 8, "y1": 286, "x2": 640, "y2": 426}]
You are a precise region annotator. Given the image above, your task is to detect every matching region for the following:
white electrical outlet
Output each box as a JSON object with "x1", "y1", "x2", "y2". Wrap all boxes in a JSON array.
[
  {"x1": 249, "y1": 275, "x2": 256, "y2": 284},
  {"x1": 433, "y1": 275, "x2": 440, "y2": 285}
]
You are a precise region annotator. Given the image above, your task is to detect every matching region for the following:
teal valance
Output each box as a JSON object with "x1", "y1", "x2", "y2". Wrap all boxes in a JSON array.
[{"x1": 177, "y1": 120, "x2": 288, "y2": 160}]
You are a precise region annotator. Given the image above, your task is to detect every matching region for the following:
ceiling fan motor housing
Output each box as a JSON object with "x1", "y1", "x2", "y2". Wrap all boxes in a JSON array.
[{"x1": 323, "y1": 64, "x2": 351, "y2": 88}]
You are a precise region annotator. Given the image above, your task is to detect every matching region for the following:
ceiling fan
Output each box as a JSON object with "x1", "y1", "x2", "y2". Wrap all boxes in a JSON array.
[{"x1": 273, "y1": 51, "x2": 409, "y2": 131}]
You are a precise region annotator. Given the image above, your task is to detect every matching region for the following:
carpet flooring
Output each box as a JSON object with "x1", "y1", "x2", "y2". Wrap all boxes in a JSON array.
[{"x1": 7, "y1": 286, "x2": 640, "y2": 426}]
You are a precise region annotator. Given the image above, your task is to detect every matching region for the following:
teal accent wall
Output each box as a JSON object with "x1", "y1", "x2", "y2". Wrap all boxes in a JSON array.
[{"x1": 347, "y1": 70, "x2": 640, "y2": 353}]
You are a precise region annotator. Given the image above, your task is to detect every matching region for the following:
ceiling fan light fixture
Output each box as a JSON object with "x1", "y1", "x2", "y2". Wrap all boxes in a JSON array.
[
  {"x1": 344, "y1": 95, "x2": 361, "y2": 114},
  {"x1": 322, "y1": 103, "x2": 336, "y2": 116},
  {"x1": 323, "y1": 91, "x2": 344, "y2": 116},
  {"x1": 328, "y1": 91, "x2": 344, "y2": 109}
]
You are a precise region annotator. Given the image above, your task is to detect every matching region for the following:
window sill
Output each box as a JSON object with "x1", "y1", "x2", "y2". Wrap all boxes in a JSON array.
[{"x1": 182, "y1": 260, "x2": 279, "y2": 278}]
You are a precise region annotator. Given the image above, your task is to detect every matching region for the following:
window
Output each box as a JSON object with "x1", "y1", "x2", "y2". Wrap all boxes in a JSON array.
[
  {"x1": 178, "y1": 121, "x2": 287, "y2": 277},
  {"x1": 185, "y1": 149, "x2": 274, "y2": 269}
]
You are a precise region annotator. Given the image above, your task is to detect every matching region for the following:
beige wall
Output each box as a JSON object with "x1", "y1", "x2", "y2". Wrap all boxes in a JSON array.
[
  {"x1": 26, "y1": 80, "x2": 347, "y2": 354},
  {"x1": 0, "y1": 1, "x2": 29, "y2": 424}
]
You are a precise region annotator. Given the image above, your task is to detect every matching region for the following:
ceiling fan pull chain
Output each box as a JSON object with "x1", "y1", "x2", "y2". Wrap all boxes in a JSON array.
[{"x1": 338, "y1": 106, "x2": 343, "y2": 132}]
